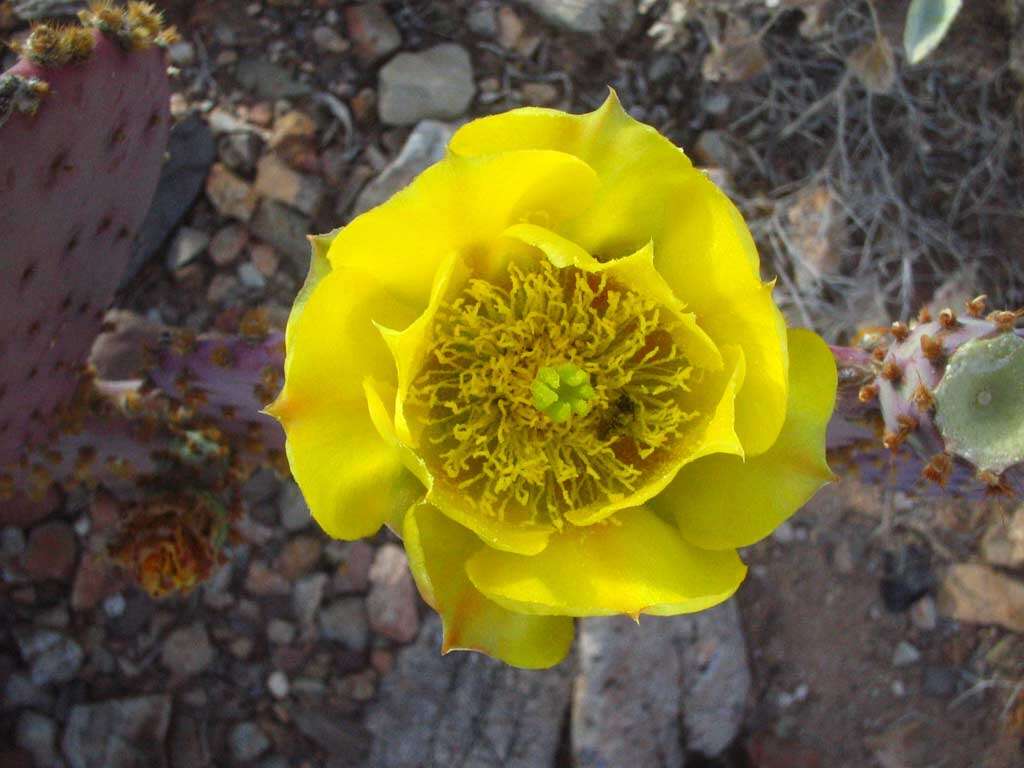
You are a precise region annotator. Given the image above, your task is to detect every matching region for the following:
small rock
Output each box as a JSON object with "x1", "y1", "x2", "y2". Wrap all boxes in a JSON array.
[
  {"x1": 938, "y1": 563, "x2": 1024, "y2": 632},
  {"x1": 250, "y1": 244, "x2": 279, "y2": 278},
  {"x1": 337, "y1": 668, "x2": 377, "y2": 702},
  {"x1": 980, "y1": 505, "x2": 1024, "y2": 568},
  {"x1": 378, "y1": 44, "x2": 475, "y2": 126},
  {"x1": 268, "y1": 619, "x2": 297, "y2": 645},
  {"x1": 332, "y1": 540, "x2": 375, "y2": 593},
  {"x1": 344, "y1": 4, "x2": 401, "y2": 64},
  {"x1": 237, "y1": 261, "x2": 267, "y2": 290},
  {"x1": 255, "y1": 155, "x2": 324, "y2": 216},
  {"x1": 783, "y1": 184, "x2": 843, "y2": 290},
  {"x1": 519, "y1": 0, "x2": 635, "y2": 38},
  {"x1": 319, "y1": 598, "x2": 370, "y2": 651},
  {"x1": 1, "y1": 525, "x2": 26, "y2": 557},
  {"x1": 269, "y1": 110, "x2": 319, "y2": 171},
  {"x1": 268, "y1": 670, "x2": 290, "y2": 699},
  {"x1": 22, "y1": 521, "x2": 76, "y2": 581},
  {"x1": 230, "y1": 721, "x2": 271, "y2": 763},
  {"x1": 218, "y1": 132, "x2": 263, "y2": 175},
  {"x1": 165, "y1": 226, "x2": 210, "y2": 271},
  {"x1": 921, "y1": 666, "x2": 960, "y2": 698},
  {"x1": 291, "y1": 707, "x2": 371, "y2": 759},
  {"x1": 292, "y1": 573, "x2": 328, "y2": 628},
  {"x1": 207, "y1": 273, "x2": 239, "y2": 304},
  {"x1": 16, "y1": 628, "x2": 84, "y2": 685},
  {"x1": 497, "y1": 6, "x2": 525, "y2": 49},
  {"x1": 16, "y1": 711, "x2": 58, "y2": 768},
  {"x1": 466, "y1": 2, "x2": 498, "y2": 38},
  {"x1": 206, "y1": 163, "x2": 258, "y2": 221},
  {"x1": 246, "y1": 561, "x2": 291, "y2": 596},
  {"x1": 208, "y1": 224, "x2": 249, "y2": 267},
  {"x1": 772, "y1": 520, "x2": 796, "y2": 544},
  {"x1": 367, "y1": 544, "x2": 419, "y2": 643},
  {"x1": 12, "y1": 1, "x2": 85, "y2": 21},
  {"x1": 520, "y1": 81, "x2": 559, "y2": 106},
  {"x1": 161, "y1": 623, "x2": 215, "y2": 677},
  {"x1": 169, "y1": 714, "x2": 209, "y2": 768},
  {"x1": 832, "y1": 538, "x2": 856, "y2": 574},
  {"x1": 354, "y1": 120, "x2": 456, "y2": 215},
  {"x1": 62, "y1": 695, "x2": 172, "y2": 768},
  {"x1": 276, "y1": 535, "x2": 323, "y2": 580},
  {"x1": 313, "y1": 24, "x2": 349, "y2": 54},
  {"x1": 4, "y1": 673, "x2": 53, "y2": 711},
  {"x1": 72, "y1": 552, "x2": 121, "y2": 613},
  {"x1": 892, "y1": 640, "x2": 921, "y2": 667},
  {"x1": 167, "y1": 40, "x2": 195, "y2": 66},
  {"x1": 235, "y1": 60, "x2": 311, "y2": 101},
  {"x1": 909, "y1": 595, "x2": 938, "y2": 632},
  {"x1": 250, "y1": 200, "x2": 312, "y2": 269},
  {"x1": 278, "y1": 481, "x2": 311, "y2": 531}
]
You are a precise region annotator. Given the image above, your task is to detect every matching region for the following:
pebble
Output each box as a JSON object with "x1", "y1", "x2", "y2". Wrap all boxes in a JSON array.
[
  {"x1": 519, "y1": 0, "x2": 636, "y2": 37},
  {"x1": 466, "y1": 2, "x2": 498, "y2": 38},
  {"x1": 520, "y1": 81, "x2": 559, "y2": 106},
  {"x1": 344, "y1": 3, "x2": 401, "y2": 64},
  {"x1": 938, "y1": 562, "x2": 1024, "y2": 632},
  {"x1": 218, "y1": 132, "x2": 264, "y2": 175},
  {"x1": 16, "y1": 711, "x2": 58, "y2": 768},
  {"x1": 207, "y1": 273, "x2": 239, "y2": 304},
  {"x1": 366, "y1": 545, "x2": 420, "y2": 643},
  {"x1": 313, "y1": 24, "x2": 348, "y2": 53},
  {"x1": 165, "y1": 226, "x2": 210, "y2": 271},
  {"x1": 980, "y1": 505, "x2": 1024, "y2": 567},
  {"x1": 292, "y1": 573, "x2": 328, "y2": 628},
  {"x1": 268, "y1": 619, "x2": 297, "y2": 645},
  {"x1": 4, "y1": 672, "x2": 54, "y2": 711},
  {"x1": 246, "y1": 561, "x2": 292, "y2": 596},
  {"x1": 910, "y1": 595, "x2": 938, "y2": 631},
  {"x1": 275, "y1": 535, "x2": 323, "y2": 580},
  {"x1": 62, "y1": 695, "x2": 171, "y2": 768},
  {"x1": 921, "y1": 666, "x2": 960, "y2": 698},
  {"x1": 278, "y1": 481, "x2": 311, "y2": 531},
  {"x1": 208, "y1": 224, "x2": 249, "y2": 267},
  {"x1": 160, "y1": 623, "x2": 215, "y2": 677},
  {"x1": 22, "y1": 522, "x2": 77, "y2": 582},
  {"x1": 167, "y1": 40, "x2": 195, "y2": 66},
  {"x1": 255, "y1": 154, "x2": 324, "y2": 216},
  {"x1": 237, "y1": 261, "x2": 267, "y2": 290},
  {"x1": 250, "y1": 244, "x2": 279, "y2": 278},
  {"x1": 497, "y1": 6, "x2": 525, "y2": 49},
  {"x1": 206, "y1": 163, "x2": 258, "y2": 221},
  {"x1": 16, "y1": 628, "x2": 84, "y2": 686},
  {"x1": 892, "y1": 640, "x2": 921, "y2": 667},
  {"x1": 268, "y1": 670, "x2": 290, "y2": 699},
  {"x1": 331, "y1": 540, "x2": 374, "y2": 593},
  {"x1": 319, "y1": 598, "x2": 370, "y2": 651},
  {"x1": 235, "y1": 60, "x2": 311, "y2": 101},
  {"x1": 378, "y1": 44, "x2": 476, "y2": 126},
  {"x1": 250, "y1": 200, "x2": 312, "y2": 269},
  {"x1": 230, "y1": 721, "x2": 271, "y2": 763},
  {"x1": 2, "y1": 526, "x2": 26, "y2": 557}
]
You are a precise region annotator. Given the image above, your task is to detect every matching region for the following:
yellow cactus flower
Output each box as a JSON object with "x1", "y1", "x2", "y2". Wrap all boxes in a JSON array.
[{"x1": 267, "y1": 92, "x2": 837, "y2": 669}]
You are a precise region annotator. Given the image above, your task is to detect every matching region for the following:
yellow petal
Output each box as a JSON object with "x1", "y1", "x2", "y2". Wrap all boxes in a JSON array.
[
  {"x1": 268, "y1": 255, "x2": 421, "y2": 539},
  {"x1": 451, "y1": 93, "x2": 788, "y2": 456},
  {"x1": 657, "y1": 328, "x2": 837, "y2": 550},
  {"x1": 404, "y1": 503, "x2": 574, "y2": 669},
  {"x1": 466, "y1": 507, "x2": 746, "y2": 617},
  {"x1": 324, "y1": 149, "x2": 600, "y2": 329}
]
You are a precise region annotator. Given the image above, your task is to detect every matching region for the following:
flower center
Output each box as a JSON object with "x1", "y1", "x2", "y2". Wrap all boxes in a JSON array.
[
  {"x1": 405, "y1": 258, "x2": 702, "y2": 529},
  {"x1": 531, "y1": 363, "x2": 596, "y2": 423}
]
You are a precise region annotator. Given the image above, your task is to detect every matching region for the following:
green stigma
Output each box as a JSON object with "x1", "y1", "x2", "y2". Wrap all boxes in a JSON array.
[{"x1": 531, "y1": 363, "x2": 596, "y2": 423}]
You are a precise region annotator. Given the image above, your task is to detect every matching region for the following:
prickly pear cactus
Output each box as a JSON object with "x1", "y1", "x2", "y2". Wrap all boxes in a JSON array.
[
  {"x1": 0, "y1": 4, "x2": 173, "y2": 467},
  {"x1": 831, "y1": 299, "x2": 1024, "y2": 497}
]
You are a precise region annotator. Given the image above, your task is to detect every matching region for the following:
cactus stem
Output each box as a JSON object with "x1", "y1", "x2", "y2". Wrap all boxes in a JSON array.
[
  {"x1": 922, "y1": 453, "x2": 952, "y2": 485},
  {"x1": 881, "y1": 361, "x2": 903, "y2": 383},
  {"x1": 920, "y1": 333, "x2": 945, "y2": 363},
  {"x1": 858, "y1": 383, "x2": 879, "y2": 403},
  {"x1": 965, "y1": 294, "x2": 988, "y2": 318},
  {"x1": 891, "y1": 321, "x2": 910, "y2": 341}
]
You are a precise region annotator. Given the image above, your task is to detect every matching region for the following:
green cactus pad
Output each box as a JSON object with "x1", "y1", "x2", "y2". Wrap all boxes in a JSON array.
[{"x1": 934, "y1": 333, "x2": 1024, "y2": 473}]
